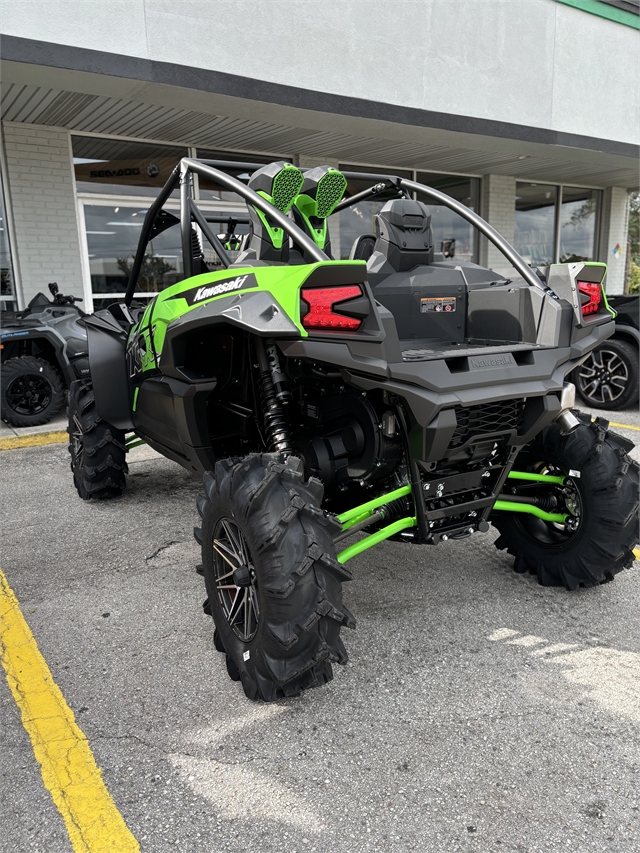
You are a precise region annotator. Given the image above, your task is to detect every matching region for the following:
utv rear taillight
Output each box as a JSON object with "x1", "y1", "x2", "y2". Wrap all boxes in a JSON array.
[
  {"x1": 300, "y1": 285, "x2": 363, "y2": 331},
  {"x1": 577, "y1": 281, "x2": 602, "y2": 316}
]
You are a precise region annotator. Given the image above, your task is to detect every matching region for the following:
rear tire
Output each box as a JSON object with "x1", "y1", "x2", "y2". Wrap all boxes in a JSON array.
[
  {"x1": 1, "y1": 356, "x2": 65, "y2": 427},
  {"x1": 197, "y1": 453, "x2": 354, "y2": 701},
  {"x1": 493, "y1": 414, "x2": 639, "y2": 589},
  {"x1": 68, "y1": 379, "x2": 128, "y2": 500}
]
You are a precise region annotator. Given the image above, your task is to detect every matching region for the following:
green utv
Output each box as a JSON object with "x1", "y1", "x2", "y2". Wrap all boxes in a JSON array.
[{"x1": 68, "y1": 159, "x2": 639, "y2": 701}]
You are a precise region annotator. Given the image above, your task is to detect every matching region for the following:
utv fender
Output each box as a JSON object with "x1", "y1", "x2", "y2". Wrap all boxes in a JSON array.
[
  {"x1": 0, "y1": 325, "x2": 75, "y2": 386},
  {"x1": 85, "y1": 313, "x2": 134, "y2": 430},
  {"x1": 159, "y1": 290, "x2": 300, "y2": 378}
]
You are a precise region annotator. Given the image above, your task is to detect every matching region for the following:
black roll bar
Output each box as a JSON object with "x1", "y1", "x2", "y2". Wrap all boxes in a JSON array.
[
  {"x1": 333, "y1": 170, "x2": 548, "y2": 294},
  {"x1": 125, "y1": 158, "x2": 328, "y2": 305},
  {"x1": 124, "y1": 166, "x2": 180, "y2": 304},
  {"x1": 399, "y1": 178, "x2": 548, "y2": 293},
  {"x1": 183, "y1": 159, "x2": 327, "y2": 264},
  {"x1": 188, "y1": 200, "x2": 232, "y2": 268}
]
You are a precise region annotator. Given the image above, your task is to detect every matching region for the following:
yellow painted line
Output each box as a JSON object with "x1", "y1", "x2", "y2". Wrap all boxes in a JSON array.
[
  {"x1": 0, "y1": 430, "x2": 67, "y2": 450},
  {"x1": 610, "y1": 422, "x2": 640, "y2": 432},
  {"x1": 634, "y1": 548, "x2": 640, "y2": 561},
  {"x1": 0, "y1": 570, "x2": 139, "y2": 853}
]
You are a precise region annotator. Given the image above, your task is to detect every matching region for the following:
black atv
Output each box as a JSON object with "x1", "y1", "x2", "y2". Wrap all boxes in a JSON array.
[
  {"x1": 68, "y1": 159, "x2": 639, "y2": 702},
  {"x1": 1, "y1": 283, "x2": 89, "y2": 427}
]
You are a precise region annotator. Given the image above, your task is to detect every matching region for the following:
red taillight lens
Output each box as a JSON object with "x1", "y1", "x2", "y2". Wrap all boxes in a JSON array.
[
  {"x1": 577, "y1": 281, "x2": 602, "y2": 316},
  {"x1": 300, "y1": 285, "x2": 363, "y2": 331}
]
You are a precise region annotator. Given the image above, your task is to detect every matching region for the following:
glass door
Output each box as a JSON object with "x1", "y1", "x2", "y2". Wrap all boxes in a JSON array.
[{"x1": 78, "y1": 197, "x2": 250, "y2": 312}]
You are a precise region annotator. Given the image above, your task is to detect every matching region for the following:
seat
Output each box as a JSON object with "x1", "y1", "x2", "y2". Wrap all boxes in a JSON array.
[
  {"x1": 349, "y1": 234, "x2": 376, "y2": 261},
  {"x1": 367, "y1": 198, "x2": 434, "y2": 276}
]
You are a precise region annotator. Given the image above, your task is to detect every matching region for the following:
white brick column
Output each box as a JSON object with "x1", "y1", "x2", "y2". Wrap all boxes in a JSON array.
[
  {"x1": 479, "y1": 174, "x2": 516, "y2": 276},
  {"x1": 598, "y1": 187, "x2": 629, "y2": 295},
  {"x1": 2, "y1": 124, "x2": 84, "y2": 306}
]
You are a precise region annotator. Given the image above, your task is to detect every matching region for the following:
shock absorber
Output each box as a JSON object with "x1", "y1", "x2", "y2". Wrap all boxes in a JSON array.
[{"x1": 255, "y1": 338, "x2": 294, "y2": 455}]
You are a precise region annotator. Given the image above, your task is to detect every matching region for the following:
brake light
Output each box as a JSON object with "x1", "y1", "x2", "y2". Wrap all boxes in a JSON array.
[
  {"x1": 577, "y1": 281, "x2": 602, "y2": 316},
  {"x1": 300, "y1": 285, "x2": 362, "y2": 331}
]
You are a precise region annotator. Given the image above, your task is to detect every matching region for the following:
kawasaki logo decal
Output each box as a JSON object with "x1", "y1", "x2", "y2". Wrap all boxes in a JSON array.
[{"x1": 174, "y1": 273, "x2": 258, "y2": 306}]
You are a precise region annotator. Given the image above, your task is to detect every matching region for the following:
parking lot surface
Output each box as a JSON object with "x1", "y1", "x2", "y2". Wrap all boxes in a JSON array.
[{"x1": 1, "y1": 406, "x2": 639, "y2": 853}]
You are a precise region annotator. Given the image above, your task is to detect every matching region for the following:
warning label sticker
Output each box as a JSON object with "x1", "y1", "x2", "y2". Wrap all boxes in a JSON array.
[{"x1": 420, "y1": 297, "x2": 456, "y2": 313}]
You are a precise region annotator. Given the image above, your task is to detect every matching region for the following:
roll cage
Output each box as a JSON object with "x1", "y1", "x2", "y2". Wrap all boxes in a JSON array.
[{"x1": 124, "y1": 157, "x2": 552, "y2": 307}]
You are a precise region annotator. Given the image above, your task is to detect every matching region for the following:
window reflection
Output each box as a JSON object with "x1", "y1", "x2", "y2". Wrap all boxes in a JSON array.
[
  {"x1": 559, "y1": 187, "x2": 600, "y2": 263},
  {"x1": 195, "y1": 150, "x2": 289, "y2": 203},
  {"x1": 83, "y1": 205, "x2": 184, "y2": 304},
  {"x1": 416, "y1": 173, "x2": 480, "y2": 263},
  {"x1": 0, "y1": 173, "x2": 16, "y2": 312},
  {"x1": 514, "y1": 183, "x2": 558, "y2": 265},
  {"x1": 73, "y1": 138, "x2": 186, "y2": 197},
  {"x1": 333, "y1": 166, "x2": 413, "y2": 260}
]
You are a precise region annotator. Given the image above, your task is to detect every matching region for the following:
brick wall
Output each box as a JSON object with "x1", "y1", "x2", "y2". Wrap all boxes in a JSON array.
[
  {"x1": 479, "y1": 174, "x2": 516, "y2": 276},
  {"x1": 598, "y1": 187, "x2": 629, "y2": 295},
  {"x1": 2, "y1": 124, "x2": 84, "y2": 306}
]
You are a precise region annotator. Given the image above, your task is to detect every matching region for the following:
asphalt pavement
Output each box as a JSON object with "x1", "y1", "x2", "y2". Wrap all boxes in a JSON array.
[{"x1": 1, "y1": 405, "x2": 639, "y2": 853}]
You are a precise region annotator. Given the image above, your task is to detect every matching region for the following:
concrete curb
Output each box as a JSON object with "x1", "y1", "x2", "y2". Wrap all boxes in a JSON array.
[{"x1": 0, "y1": 431, "x2": 67, "y2": 451}]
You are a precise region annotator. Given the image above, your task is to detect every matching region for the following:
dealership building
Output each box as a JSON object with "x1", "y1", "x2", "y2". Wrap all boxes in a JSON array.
[{"x1": 0, "y1": 0, "x2": 638, "y2": 314}]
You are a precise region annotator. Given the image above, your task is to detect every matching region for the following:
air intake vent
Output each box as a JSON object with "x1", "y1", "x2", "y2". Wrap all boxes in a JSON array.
[
  {"x1": 449, "y1": 400, "x2": 524, "y2": 448},
  {"x1": 316, "y1": 171, "x2": 347, "y2": 218}
]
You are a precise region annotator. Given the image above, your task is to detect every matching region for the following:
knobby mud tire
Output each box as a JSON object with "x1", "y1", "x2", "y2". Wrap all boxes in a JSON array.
[
  {"x1": 1, "y1": 355, "x2": 65, "y2": 427},
  {"x1": 493, "y1": 413, "x2": 639, "y2": 589},
  {"x1": 197, "y1": 453, "x2": 354, "y2": 701},
  {"x1": 67, "y1": 379, "x2": 128, "y2": 500}
]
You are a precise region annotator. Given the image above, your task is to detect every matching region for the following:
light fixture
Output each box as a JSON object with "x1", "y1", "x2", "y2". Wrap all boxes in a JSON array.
[{"x1": 114, "y1": 207, "x2": 119, "y2": 213}]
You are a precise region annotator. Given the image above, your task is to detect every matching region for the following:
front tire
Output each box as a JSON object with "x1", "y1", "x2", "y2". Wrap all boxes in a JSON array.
[
  {"x1": 198, "y1": 454, "x2": 354, "y2": 701},
  {"x1": 68, "y1": 379, "x2": 128, "y2": 500},
  {"x1": 493, "y1": 414, "x2": 639, "y2": 589},
  {"x1": 1, "y1": 356, "x2": 65, "y2": 427}
]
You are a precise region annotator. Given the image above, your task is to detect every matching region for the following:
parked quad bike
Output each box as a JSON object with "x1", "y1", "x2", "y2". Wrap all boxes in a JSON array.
[
  {"x1": 68, "y1": 158, "x2": 639, "y2": 701},
  {"x1": 1, "y1": 282, "x2": 88, "y2": 427}
]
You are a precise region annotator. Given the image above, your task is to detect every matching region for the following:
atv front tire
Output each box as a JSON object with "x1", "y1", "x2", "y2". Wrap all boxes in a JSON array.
[
  {"x1": 68, "y1": 379, "x2": 128, "y2": 499},
  {"x1": 198, "y1": 453, "x2": 354, "y2": 701},
  {"x1": 1, "y1": 355, "x2": 65, "y2": 427},
  {"x1": 493, "y1": 414, "x2": 639, "y2": 589}
]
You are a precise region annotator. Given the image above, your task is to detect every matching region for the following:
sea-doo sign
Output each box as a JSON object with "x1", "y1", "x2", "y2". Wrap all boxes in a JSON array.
[{"x1": 174, "y1": 273, "x2": 259, "y2": 306}]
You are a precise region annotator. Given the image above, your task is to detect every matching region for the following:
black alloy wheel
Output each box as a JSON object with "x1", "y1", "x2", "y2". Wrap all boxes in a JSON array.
[
  {"x1": 1, "y1": 356, "x2": 65, "y2": 427},
  {"x1": 574, "y1": 339, "x2": 639, "y2": 410},
  {"x1": 212, "y1": 518, "x2": 260, "y2": 643},
  {"x1": 198, "y1": 453, "x2": 354, "y2": 701}
]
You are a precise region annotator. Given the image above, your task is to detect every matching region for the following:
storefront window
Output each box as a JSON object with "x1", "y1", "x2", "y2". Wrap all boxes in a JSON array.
[
  {"x1": 83, "y1": 203, "x2": 184, "y2": 311},
  {"x1": 73, "y1": 137, "x2": 186, "y2": 197},
  {"x1": 559, "y1": 187, "x2": 601, "y2": 263},
  {"x1": 333, "y1": 166, "x2": 413, "y2": 260},
  {"x1": 194, "y1": 150, "x2": 287, "y2": 203},
  {"x1": 416, "y1": 173, "x2": 480, "y2": 263},
  {"x1": 0, "y1": 172, "x2": 16, "y2": 312},
  {"x1": 514, "y1": 183, "x2": 558, "y2": 265},
  {"x1": 514, "y1": 182, "x2": 601, "y2": 265}
]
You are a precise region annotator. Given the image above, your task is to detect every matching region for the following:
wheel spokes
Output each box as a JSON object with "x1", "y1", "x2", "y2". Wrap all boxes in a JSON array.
[{"x1": 212, "y1": 517, "x2": 259, "y2": 642}]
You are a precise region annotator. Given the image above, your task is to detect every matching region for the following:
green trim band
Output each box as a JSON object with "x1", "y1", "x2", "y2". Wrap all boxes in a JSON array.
[
  {"x1": 493, "y1": 500, "x2": 568, "y2": 524},
  {"x1": 555, "y1": 0, "x2": 639, "y2": 30},
  {"x1": 337, "y1": 516, "x2": 417, "y2": 563},
  {"x1": 125, "y1": 439, "x2": 146, "y2": 449},
  {"x1": 337, "y1": 485, "x2": 412, "y2": 526},
  {"x1": 507, "y1": 471, "x2": 566, "y2": 485}
]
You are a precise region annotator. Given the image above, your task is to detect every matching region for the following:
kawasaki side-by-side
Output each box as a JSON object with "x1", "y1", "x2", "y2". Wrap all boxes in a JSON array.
[{"x1": 68, "y1": 159, "x2": 639, "y2": 702}]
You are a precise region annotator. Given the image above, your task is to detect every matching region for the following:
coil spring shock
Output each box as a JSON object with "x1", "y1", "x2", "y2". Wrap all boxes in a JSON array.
[{"x1": 255, "y1": 338, "x2": 294, "y2": 455}]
